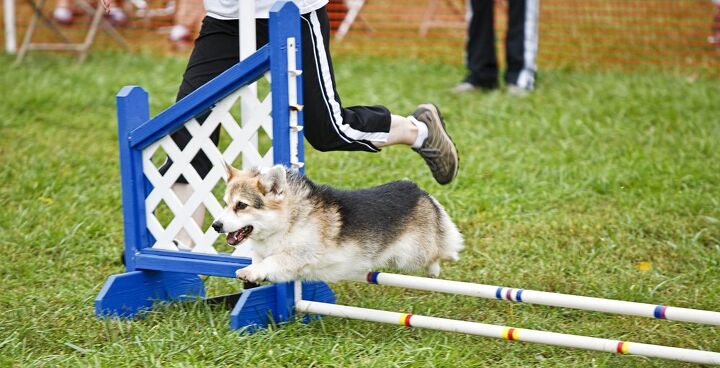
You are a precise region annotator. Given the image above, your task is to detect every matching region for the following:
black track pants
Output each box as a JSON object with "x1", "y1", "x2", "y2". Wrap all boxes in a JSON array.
[
  {"x1": 163, "y1": 7, "x2": 391, "y2": 182},
  {"x1": 464, "y1": 0, "x2": 539, "y2": 89}
]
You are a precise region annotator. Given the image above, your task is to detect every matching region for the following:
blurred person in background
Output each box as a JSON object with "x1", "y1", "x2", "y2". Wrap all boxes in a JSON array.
[
  {"x1": 53, "y1": 0, "x2": 128, "y2": 25},
  {"x1": 168, "y1": 0, "x2": 205, "y2": 47},
  {"x1": 711, "y1": 0, "x2": 720, "y2": 50},
  {"x1": 453, "y1": 0, "x2": 539, "y2": 96}
]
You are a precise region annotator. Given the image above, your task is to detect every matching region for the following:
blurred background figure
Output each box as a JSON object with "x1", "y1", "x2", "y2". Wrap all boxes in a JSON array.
[
  {"x1": 711, "y1": 0, "x2": 720, "y2": 50},
  {"x1": 52, "y1": 0, "x2": 128, "y2": 26},
  {"x1": 454, "y1": 0, "x2": 539, "y2": 95},
  {"x1": 168, "y1": 0, "x2": 204, "y2": 47}
]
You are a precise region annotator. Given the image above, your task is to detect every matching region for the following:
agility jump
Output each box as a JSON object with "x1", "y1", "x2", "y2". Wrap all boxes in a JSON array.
[
  {"x1": 292, "y1": 273, "x2": 720, "y2": 365},
  {"x1": 95, "y1": 2, "x2": 720, "y2": 365}
]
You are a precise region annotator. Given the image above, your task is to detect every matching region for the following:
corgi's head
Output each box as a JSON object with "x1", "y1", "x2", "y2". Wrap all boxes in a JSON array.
[{"x1": 211, "y1": 163, "x2": 287, "y2": 246}]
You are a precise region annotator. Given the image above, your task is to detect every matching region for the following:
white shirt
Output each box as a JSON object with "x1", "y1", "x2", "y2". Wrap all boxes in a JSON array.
[{"x1": 205, "y1": 0, "x2": 328, "y2": 20}]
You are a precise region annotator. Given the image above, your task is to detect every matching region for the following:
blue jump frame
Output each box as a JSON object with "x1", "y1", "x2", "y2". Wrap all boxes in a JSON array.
[{"x1": 95, "y1": 2, "x2": 335, "y2": 332}]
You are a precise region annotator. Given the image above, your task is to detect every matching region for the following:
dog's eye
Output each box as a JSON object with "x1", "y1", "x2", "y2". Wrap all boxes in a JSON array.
[{"x1": 234, "y1": 202, "x2": 248, "y2": 211}]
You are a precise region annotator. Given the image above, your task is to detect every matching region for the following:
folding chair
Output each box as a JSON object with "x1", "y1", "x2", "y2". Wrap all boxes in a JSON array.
[
  {"x1": 418, "y1": 0, "x2": 467, "y2": 37},
  {"x1": 15, "y1": 0, "x2": 128, "y2": 63},
  {"x1": 334, "y1": 0, "x2": 372, "y2": 41}
]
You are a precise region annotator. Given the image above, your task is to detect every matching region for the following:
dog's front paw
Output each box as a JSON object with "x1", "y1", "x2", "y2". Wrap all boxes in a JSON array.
[{"x1": 235, "y1": 266, "x2": 265, "y2": 283}]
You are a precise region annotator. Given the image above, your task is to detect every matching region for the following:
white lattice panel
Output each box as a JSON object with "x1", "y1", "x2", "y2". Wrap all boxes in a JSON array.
[{"x1": 142, "y1": 83, "x2": 273, "y2": 255}]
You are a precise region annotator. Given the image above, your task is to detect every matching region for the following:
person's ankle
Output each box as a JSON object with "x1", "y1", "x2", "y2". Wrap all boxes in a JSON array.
[
  {"x1": 170, "y1": 24, "x2": 192, "y2": 42},
  {"x1": 409, "y1": 116, "x2": 428, "y2": 149},
  {"x1": 106, "y1": 7, "x2": 128, "y2": 26}
]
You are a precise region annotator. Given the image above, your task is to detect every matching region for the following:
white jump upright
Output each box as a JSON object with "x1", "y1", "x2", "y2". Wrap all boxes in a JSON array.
[{"x1": 292, "y1": 272, "x2": 720, "y2": 365}]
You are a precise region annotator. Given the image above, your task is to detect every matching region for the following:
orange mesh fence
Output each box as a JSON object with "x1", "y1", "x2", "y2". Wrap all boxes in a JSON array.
[
  {"x1": 329, "y1": 0, "x2": 720, "y2": 74},
  {"x1": 3, "y1": 0, "x2": 720, "y2": 74}
]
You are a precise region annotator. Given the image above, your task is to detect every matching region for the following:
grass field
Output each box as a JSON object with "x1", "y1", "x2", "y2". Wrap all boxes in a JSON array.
[{"x1": 1, "y1": 51, "x2": 719, "y2": 367}]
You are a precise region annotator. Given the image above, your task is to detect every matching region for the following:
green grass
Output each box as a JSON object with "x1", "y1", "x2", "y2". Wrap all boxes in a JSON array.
[{"x1": 1, "y1": 51, "x2": 719, "y2": 367}]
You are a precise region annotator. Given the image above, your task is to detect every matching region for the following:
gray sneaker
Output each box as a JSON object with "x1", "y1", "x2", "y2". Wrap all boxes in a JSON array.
[
  {"x1": 412, "y1": 104, "x2": 459, "y2": 185},
  {"x1": 507, "y1": 84, "x2": 531, "y2": 97},
  {"x1": 452, "y1": 82, "x2": 479, "y2": 93}
]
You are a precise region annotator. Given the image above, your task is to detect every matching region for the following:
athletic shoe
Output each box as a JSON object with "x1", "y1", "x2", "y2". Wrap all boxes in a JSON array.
[
  {"x1": 106, "y1": 7, "x2": 128, "y2": 27},
  {"x1": 452, "y1": 82, "x2": 479, "y2": 93},
  {"x1": 452, "y1": 81, "x2": 498, "y2": 93},
  {"x1": 507, "y1": 84, "x2": 531, "y2": 97},
  {"x1": 52, "y1": 7, "x2": 73, "y2": 25},
  {"x1": 412, "y1": 103, "x2": 459, "y2": 185}
]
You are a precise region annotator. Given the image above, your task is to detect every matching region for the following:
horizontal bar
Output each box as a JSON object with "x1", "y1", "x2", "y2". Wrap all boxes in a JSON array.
[
  {"x1": 135, "y1": 250, "x2": 250, "y2": 277},
  {"x1": 140, "y1": 248, "x2": 251, "y2": 264},
  {"x1": 355, "y1": 272, "x2": 720, "y2": 326},
  {"x1": 128, "y1": 45, "x2": 271, "y2": 150},
  {"x1": 27, "y1": 44, "x2": 84, "y2": 51},
  {"x1": 297, "y1": 301, "x2": 720, "y2": 365}
]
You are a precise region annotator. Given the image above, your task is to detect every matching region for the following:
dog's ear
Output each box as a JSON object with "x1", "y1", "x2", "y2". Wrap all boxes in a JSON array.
[
  {"x1": 258, "y1": 165, "x2": 286, "y2": 197},
  {"x1": 222, "y1": 160, "x2": 236, "y2": 181}
]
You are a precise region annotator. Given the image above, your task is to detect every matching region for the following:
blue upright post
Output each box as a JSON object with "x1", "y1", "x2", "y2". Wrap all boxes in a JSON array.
[
  {"x1": 229, "y1": 2, "x2": 335, "y2": 332},
  {"x1": 268, "y1": 1, "x2": 301, "y2": 323},
  {"x1": 117, "y1": 86, "x2": 150, "y2": 272},
  {"x1": 95, "y1": 86, "x2": 205, "y2": 318}
]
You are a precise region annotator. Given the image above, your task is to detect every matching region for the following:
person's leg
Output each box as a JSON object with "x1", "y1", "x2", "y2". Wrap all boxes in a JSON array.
[
  {"x1": 170, "y1": 0, "x2": 203, "y2": 43},
  {"x1": 53, "y1": 0, "x2": 74, "y2": 24},
  {"x1": 296, "y1": 9, "x2": 391, "y2": 152},
  {"x1": 505, "y1": 0, "x2": 539, "y2": 93},
  {"x1": 296, "y1": 7, "x2": 458, "y2": 183},
  {"x1": 457, "y1": 0, "x2": 498, "y2": 90},
  {"x1": 373, "y1": 115, "x2": 418, "y2": 147},
  {"x1": 106, "y1": 0, "x2": 128, "y2": 27},
  {"x1": 161, "y1": 17, "x2": 240, "y2": 249},
  {"x1": 712, "y1": 0, "x2": 720, "y2": 49},
  {"x1": 300, "y1": 8, "x2": 458, "y2": 182}
]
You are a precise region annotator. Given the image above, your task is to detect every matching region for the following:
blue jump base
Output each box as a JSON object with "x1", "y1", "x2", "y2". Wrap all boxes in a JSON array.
[{"x1": 95, "y1": 1, "x2": 335, "y2": 331}]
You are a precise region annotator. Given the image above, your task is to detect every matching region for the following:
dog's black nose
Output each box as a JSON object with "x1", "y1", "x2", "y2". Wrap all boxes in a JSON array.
[{"x1": 211, "y1": 221, "x2": 223, "y2": 232}]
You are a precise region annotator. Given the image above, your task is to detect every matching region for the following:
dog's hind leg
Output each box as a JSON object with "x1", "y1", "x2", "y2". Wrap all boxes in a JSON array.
[{"x1": 426, "y1": 260, "x2": 440, "y2": 278}]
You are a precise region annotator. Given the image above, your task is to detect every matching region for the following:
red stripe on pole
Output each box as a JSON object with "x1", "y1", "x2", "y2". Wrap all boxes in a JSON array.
[{"x1": 616, "y1": 342, "x2": 625, "y2": 353}]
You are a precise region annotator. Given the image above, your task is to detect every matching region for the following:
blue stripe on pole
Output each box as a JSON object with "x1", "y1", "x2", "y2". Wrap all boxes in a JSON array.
[
  {"x1": 654, "y1": 305, "x2": 667, "y2": 319},
  {"x1": 368, "y1": 272, "x2": 380, "y2": 284},
  {"x1": 495, "y1": 288, "x2": 503, "y2": 300},
  {"x1": 516, "y1": 289, "x2": 524, "y2": 302}
]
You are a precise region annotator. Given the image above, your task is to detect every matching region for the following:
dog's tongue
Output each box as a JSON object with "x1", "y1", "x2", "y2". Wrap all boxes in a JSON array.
[
  {"x1": 226, "y1": 231, "x2": 242, "y2": 246},
  {"x1": 226, "y1": 226, "x2": 253, "y2": 246}
]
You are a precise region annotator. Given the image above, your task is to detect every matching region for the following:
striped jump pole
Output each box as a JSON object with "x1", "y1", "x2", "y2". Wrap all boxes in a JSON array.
[
  {"x1": 296, "y1": 300, "x2": 720, "y2": 365},
  {"x1": 357, "y1": 272, "x2": 720, "y2": 326}
]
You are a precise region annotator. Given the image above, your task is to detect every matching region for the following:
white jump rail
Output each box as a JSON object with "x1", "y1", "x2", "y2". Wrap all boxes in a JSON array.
[
  {"x1": 291, "y1": 271, "x2": 720, "y2": 365},
  {"x1": 296, "y1": 300, "x2": 720, "y2": 365},
  {"x1": 352, "y1": 272, "x2": 720, "y2": 326}
]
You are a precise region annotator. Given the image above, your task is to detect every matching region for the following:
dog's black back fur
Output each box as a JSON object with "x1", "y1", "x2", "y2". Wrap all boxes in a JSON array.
[{"x1": 290, "y1": 171, "x2": 431, "y2": 244}]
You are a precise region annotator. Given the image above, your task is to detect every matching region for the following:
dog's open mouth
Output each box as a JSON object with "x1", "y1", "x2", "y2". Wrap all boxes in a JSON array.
[{"x1": 226, "y1": 225, "x2": 253, "y2": 246}]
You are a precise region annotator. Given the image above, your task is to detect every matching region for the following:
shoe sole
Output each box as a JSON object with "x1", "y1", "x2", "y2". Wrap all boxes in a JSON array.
[{"x1": 419, "y1": 103, "x2": 460, "y2": 183}]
